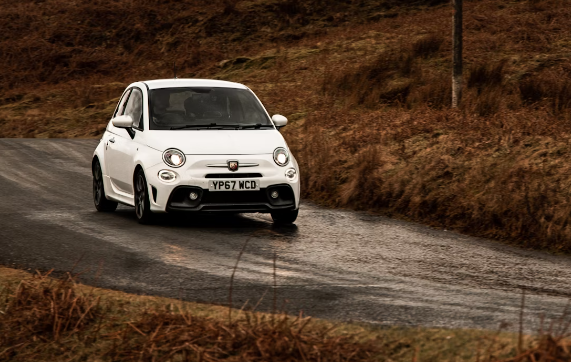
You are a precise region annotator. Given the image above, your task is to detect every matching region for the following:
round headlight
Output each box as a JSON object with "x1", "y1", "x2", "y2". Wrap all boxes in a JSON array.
[
  {"x1": 163, "y1": 148, "x2": 186, "y2": 168},
  {"x1": 158, "y1": 170, "x2": 177, "y2": 182},
  {"x1": 273, "y1": 147, "x2": 290, "y2": 167}
]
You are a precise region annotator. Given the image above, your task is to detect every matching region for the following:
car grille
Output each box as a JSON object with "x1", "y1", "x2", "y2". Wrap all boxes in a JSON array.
[{"x1": 205, "y1": 173, "x2": 263, "y2": 178}]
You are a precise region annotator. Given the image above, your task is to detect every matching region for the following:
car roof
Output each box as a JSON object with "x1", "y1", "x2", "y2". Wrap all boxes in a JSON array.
[{"x1": 141, "y1": 79, "x2": 248, "y2": 90}]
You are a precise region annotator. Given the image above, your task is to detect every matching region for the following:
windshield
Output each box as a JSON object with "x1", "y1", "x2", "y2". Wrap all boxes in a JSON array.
[{"x1": 148, "y1": 87, "x2": 272, "y2": 130}]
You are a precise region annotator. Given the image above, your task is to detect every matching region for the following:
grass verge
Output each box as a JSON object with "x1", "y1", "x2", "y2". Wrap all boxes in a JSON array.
[{"x1": 1, "y1": 266, "x2": 570, "y2": 361}]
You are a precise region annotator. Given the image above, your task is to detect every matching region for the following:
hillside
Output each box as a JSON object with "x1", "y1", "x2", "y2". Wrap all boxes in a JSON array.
[{"x1": 1, "y1": 0, "x2": 571, "y2": 249}]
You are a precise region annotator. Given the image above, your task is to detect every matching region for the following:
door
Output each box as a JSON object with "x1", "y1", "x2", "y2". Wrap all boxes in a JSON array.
[{"x1": 106, "y1": 88, "x2": 143, "y2": 195}]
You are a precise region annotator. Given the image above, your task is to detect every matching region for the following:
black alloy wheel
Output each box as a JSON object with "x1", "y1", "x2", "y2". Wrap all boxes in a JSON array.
[
  {"x1": 93, "y1": 160, "x2": 118, "y2": 212},
  {"x1": 270, "y1": 209, "x2": 299, "y2": 225},
  {"x1": 134, "y1": 169, "x2": 154, "y2": 224}
]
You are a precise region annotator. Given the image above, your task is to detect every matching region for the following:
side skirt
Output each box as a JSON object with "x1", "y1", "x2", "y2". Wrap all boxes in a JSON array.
[{"x1": 104, "y1": 175, "x2": 135, "y2": 207}]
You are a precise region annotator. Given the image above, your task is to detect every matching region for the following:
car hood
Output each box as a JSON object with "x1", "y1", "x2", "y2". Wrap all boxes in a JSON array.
[{"x1": 145, "y1": 130, "x2": 287, "y2": 155}]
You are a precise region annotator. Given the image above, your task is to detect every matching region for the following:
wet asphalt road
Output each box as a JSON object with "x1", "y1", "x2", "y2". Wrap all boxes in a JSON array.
[{"x1": 1, "y1": 138, "x2": 571, "y2": 332}]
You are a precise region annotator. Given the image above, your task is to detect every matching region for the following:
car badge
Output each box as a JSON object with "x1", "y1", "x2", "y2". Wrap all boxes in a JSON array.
[{"x1": 228, "y1": 160, "x2": 239, "y2": 172}]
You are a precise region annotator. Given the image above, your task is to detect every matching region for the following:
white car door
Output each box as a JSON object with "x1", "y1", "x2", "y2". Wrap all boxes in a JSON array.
[{"x1": 106, "y1": 88, "x2": 143, "y2": 195}]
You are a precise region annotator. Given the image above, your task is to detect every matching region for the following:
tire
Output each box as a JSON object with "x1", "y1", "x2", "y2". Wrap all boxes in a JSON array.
[
  {"x1": 270, "y1": 209, "x2": 299, "y2": 225},
  {"x1": 93, "y1": 159, "x2": 118, "y2": 212},
  {"x1": 134, "y1": 169, "x2": 154, "y2": 224}
]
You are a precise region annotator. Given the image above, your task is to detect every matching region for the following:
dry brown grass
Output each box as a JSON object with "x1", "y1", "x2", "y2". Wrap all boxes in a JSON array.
[
  {"x1": 0, "y1": 272, "x2": 105, "y2": 360},
  {"x1": 105, "y1": 310, "x2": 379, "y2": 361},
  {"x1": 287, "y1": 107, "x2": 571, "y2": 250},
  {"x1": 2, "y1": 269, "x2": 571, "y2": 361},
  {"x1": 0, "y1": 0, "x2": 445, "y2": 95},
  {"x1": 280, "y1": 0, "x2": 571, "y2": 250},
  {"x1": 0, "y1": 271, "x2": 382, "y2": 361}
]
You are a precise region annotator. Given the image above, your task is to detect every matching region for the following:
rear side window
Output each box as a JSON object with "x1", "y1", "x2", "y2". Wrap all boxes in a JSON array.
[{"x1": 123, "y1": 88, "x2": 143, "y2": 130}]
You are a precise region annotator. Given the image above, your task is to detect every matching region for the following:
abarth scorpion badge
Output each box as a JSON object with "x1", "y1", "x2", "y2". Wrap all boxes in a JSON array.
[{"x1": 228, "y1": 160, "x2": 239, "y2": 172}]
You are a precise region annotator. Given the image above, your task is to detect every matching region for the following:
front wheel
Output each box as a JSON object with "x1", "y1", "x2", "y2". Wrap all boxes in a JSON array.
[
  {"x1": 93, "y1": 159, "x2": 118, "y2": 212},
  {"x1": 134, "y1": 169, "x2": 154, "y2": 224},
  {"x1": 270, "y1": 209, "x2": 299, "y2": 225}
]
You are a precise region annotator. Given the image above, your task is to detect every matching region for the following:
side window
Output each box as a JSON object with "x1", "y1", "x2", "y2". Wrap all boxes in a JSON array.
[
  {"x1": 123, "y1": 88, "x2": 143, "y2": 130},
  {"x1": 113, "y1": 89, "x2": 132, "y2": 118}
]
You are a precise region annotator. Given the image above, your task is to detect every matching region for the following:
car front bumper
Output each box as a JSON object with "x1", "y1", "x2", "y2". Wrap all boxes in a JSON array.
[
  {"x1": 165, "y1": 184, "x2": 296, "y2": 213},
  {"x1": 145, "y1": 154, "x2": 300, "y2": 213}
]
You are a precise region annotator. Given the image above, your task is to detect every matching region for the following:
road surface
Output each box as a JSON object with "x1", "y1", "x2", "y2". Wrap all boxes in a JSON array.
[{"x1": 1, "y1": 139, "x2": 570, "y2": 332}]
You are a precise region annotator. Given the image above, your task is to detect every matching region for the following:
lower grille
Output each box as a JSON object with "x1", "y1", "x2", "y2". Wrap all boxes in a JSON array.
[
  {"x1": 202, "y1": 190, "x2": 267, "y2": 204},
  {"x1": 200, "y1": 204, "x2": 268, "y2": 212}
]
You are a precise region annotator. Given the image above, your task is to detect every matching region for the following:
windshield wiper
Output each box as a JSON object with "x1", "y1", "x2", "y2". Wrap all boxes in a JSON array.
[
  {"x1": 239, "y1": 124, "x2": 274, "y2": 129},
  {"x1": 171, "y1": 123, "x2": 274, "y2": 130},
  {"x1": 170, "y1": 123, "x2": 232, "y2": 130}
]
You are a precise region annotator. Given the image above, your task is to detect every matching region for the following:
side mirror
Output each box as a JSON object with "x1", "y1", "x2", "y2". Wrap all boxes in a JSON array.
[
  {"x1": 272, "y1": 114, "x2": 288, "y2": 129},
  {"x1": 112, "y1": 115, "x2": 133, "y2": 128}
]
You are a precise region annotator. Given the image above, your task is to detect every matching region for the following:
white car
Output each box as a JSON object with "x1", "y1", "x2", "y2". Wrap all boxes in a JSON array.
[{"x1": 92, "y1": 79, "x2": 300, "y2": 224}]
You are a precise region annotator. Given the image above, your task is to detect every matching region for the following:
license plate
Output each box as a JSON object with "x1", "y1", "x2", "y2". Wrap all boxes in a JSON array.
[{"x1": 208, "y1": 179, "x2": 260, "y2": 191}]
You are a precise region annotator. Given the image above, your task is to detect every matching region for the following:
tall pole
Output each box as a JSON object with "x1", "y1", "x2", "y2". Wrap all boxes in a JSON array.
[{"x1": 452, "y1": 0, "x2": 463, "y2": 108}]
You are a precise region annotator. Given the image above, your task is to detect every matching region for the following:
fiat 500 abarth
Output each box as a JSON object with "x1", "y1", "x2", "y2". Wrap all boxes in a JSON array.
[{"x1": 92, "y1": 79, "x2": 300, "y2": 224}]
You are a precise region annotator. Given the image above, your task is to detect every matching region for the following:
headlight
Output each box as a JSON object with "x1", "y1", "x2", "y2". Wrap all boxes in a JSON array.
[
  {"x1": 163, "y1": 148, "x2": 186, "y2": 168},
  {"x1": 158, "y1": 170, "x2": 177, "y2": 182},
  {"x1": 273, "y1": 147, "x2": 289, "y2": 167}
]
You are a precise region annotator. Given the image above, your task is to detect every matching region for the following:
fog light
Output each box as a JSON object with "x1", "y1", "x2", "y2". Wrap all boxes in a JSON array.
[
  {"x1": 189, "y1": 192, "x2": 198, "y2": 200},
  {"x1": 158, "y1": 170, "x2": 177, "y2": 182},
  {"x1": 285, "y1": 168, "x2": 297, "y2": 180},
  {"x1": 271, "y1": 190, "x2": 279, "y2": 199}
]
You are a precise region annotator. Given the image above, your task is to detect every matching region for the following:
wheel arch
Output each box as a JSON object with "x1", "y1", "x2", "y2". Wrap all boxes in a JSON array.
[
  {"x1": 92, "y1": 155, "x2": 99, "y2": 173},
  {"x1": 133, "y1": 163, "x2": 145, "y2": 185},
  {"x1": 92, "y1": 140, "x2": 107, "y2": 176},
  {"x1": 92, "y1": 155, "x2": 104, "y2": 176}
]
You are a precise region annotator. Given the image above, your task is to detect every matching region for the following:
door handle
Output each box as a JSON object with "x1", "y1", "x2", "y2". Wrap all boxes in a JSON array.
[{"x1": 109, "y1": 137, "x2": 115, "y2": 143}]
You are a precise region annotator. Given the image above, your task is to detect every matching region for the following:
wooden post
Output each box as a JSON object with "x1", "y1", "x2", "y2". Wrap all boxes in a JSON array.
[{"x1": 452, "y1": 0, "x2": 463, "y2": 108}]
